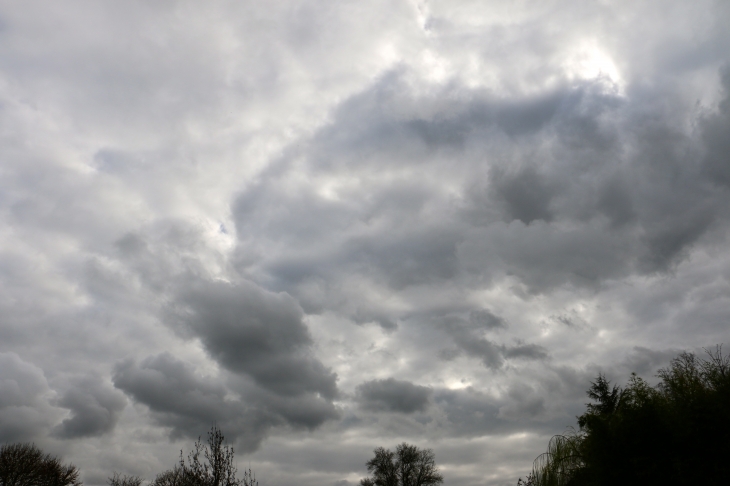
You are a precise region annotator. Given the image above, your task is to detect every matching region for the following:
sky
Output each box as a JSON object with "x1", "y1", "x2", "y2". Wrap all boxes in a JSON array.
[{"x1": 1, "y1": 1, "x2": 729, "y2": 485}]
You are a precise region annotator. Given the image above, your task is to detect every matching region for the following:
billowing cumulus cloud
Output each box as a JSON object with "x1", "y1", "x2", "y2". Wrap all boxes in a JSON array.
[
  {"x1": 112, "y1": 353, "x2": 275, "y2": 450},
  {"x1": 1, "y1": 1, "x2": 730, "y2": 485},
  {"x1": 0, "y1": 353, "x2": 60, "y2": 443},
  {"x1": 53, "y1": 377, "x2": 127, "y2": 439},
  {"x1": 170, "y1": 280, "x2": 338, "y2": 400}
]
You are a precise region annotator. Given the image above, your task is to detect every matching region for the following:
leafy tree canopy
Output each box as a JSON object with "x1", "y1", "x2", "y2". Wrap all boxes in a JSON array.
[{"x1": 520, "y1": 346, "x2": 730, "y2": 486}]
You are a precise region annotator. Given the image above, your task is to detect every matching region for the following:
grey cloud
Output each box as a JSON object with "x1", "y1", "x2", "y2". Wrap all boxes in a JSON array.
[
  {"x1": 171, "y1": 280, "x2": 338, "y2": 400},
  {"x1": 356, "y1": 378, "x2": 431, "y2": 413},
  {"x1": 494, "y1": 90, "x2": 564, "y2": 137},
  {"x1": 497, "y1": 385, "x2": 547, "y2": 421},
  {"x1": 113, "y1": 352, "x2": 339, "y2": 451},
  {"x1": 701, "y1": 68, "x2": 730, "y2": 187},
  {"x1": 231, "y1": 67, "x2": 730, "y2": 311},
  {"x1": 440, "y1": 314, "x2": 546, "y2": 369},
  {"x1": 0, "y1": 353, "x2": 49, "y2": 410},
  {"x1": 490, "y1": 166, "x2": 555, "y2": 225},
  {"x1": 452, "y1": 335, "x2": 504, "y2": 369},
  {"x1": 234, "y1": 178, "x2": 461, "y2": 291},
  {"x1": 0, "y1": 352, "x2": 59, "y2": 443},
  {"x1": 432, "y1": 387, "x2": 502, "y2": 436},
  {"x1": 2, "y1": 1, "x2": 730, "y2": 485},
  {"x1": 595, "y1": 175, "x2": 636, "y2": 228},
  {"x1": 620, "y1": 346, "x2": 682, "y2": 378},
  {"x1": 53, "y1": 376, "x2": 127, "y2": 439},
  {"x1": 469, "y1": 309, "x2": 507, "y2": 330},
  {"x1": 113, "y1": 353, "x2": 233, "y2": 426},
  {"x1": 352, "y1": 308, "x2": 398, "y2": 331},
  {"x1": 113, "y1": 353, "x2": 273, "y2": 450},
  {"x1": 503, "y1": 343, "x2": 550, "y2": 361}
]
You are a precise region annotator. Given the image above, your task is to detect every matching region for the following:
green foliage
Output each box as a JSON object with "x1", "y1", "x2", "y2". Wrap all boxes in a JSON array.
[
  {"x1": 0, "y1": 443, "x2": 81, "y2": 486},
  {"x1": 519, "y1": 346, "x2": 730, "y2": 486},
  {"x1": 361, "y1": 443, "x2": 443, "y2": 486}
]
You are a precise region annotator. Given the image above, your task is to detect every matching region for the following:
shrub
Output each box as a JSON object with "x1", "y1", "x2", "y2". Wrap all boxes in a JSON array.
[{"x1": 0, "y1": 442, "x2": 81, "y2": 486}]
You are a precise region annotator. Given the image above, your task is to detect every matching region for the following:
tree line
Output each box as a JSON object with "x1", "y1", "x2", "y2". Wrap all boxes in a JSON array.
[
  {"x1": 0, "y1": 426, "x2": 443, "y2": 486},
  {"x1": 518, "y1": 346, "x2": 730, "y2": 486},
  {"x1": 0, "y1": 427, "x2": 256, "y2": 486}
]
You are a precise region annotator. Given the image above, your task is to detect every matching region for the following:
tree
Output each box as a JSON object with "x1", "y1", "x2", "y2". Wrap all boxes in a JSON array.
[
  {"x1": 0, "y1": 443, "x2": 81, "y2": 486},
  {"x1": 518, "y1": 345, "x2": 730, "y2": 486},
  {"x1": 151, "y1": 465, "x2": 186, "y2": 486},
  {"x1": 108, "y1": 473, "x2": 142, "y2": 486},
  {"x1": 523, "y1": 432, "x2": 583, "y2": 486},
  {"x1": 152, "y1": 425, "x2": 258, "y2": 486},
  {"x1": 361, "y1": 443, "x2": 443, "y2": 486}
]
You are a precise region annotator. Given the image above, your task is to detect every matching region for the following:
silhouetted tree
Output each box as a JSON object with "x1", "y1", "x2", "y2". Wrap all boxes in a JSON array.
[
  {"x1": 523, "y1": 431, "x2": 583, "y2": 486},
  {"x1": 0, "y1": 443, "x2": 81, "y2": 486},
  {"x1": 361, "y1": 443, "x2": 443, "y2": 486},
  {"x1": 518, "y1": 345, "x2": 730, "y2": 486},
  {"x1": 108, "y1": 472, "x2": 142, "y2": 486},
  {"x1": 151, "y1": 465, "x2": 186, "y2": 486},
  {"x1": 153, "y1": 425, "x2": 258, "y2": 486}
]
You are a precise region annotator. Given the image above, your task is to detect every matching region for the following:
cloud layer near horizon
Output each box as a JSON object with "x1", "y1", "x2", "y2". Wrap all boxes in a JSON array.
[{"x1": 1, "y1": 1, "x2": 729, "y2": 485}]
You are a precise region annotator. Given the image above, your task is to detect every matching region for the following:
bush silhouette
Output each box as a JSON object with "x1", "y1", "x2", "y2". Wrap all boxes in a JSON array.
[
  {"x1": 520, "y1": 346, "x2": 730, "y2": 486},
  {"x1": 152, "y1": 425, "x2": 257, "y2": 486},
  {"x1": 0, "y1": 443, "x2": 81, "y2": 486}
]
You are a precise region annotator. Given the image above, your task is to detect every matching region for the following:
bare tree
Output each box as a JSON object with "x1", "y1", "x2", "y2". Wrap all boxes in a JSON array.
[
  {"x1": 108, "y1": 472, "x2": 142, "y2": 486},
  {"x1": 0, "y1": 443, "x2": 81, "y2": 486},
  {"x1": 153, "y1": 425, "x2": 258, "y2": 486},
  {"x1": 152, "y1": 465, "x2": 186, "y2": 486},
  {"x1": 361, "y1": 443, "x2": 443, "y2": 486}
]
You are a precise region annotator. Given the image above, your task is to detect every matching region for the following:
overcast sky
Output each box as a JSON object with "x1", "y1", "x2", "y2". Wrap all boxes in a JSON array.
[{"x1": 1, "y1": 1, "x2": 729, "y2": 485}]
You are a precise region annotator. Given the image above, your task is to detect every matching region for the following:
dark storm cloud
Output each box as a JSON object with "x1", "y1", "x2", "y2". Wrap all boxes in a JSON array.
[
  {"x1": 113, "y1": 350, "x2": 339, "y2": 450},
  {"x1": 53, "y1": 376, "x2": 127, "y2": 438},
  {"x1": 171, "y1": 280, "x2": 338, "y2": 400},
  {"x1": 110, "y1": 278, "x2": 341, "y2": 446},
  {"x1": 113, "y1": 353, "x2": 234, "y2": 428},
  {"x1": 112, "y1": 353, "x2": 273, "y2": 450},
  {"x1": 0, "y1": 353, "x2": 58, "y2": 443},
  {"x1": 355, "y1": 378, "x2": 431, "y2": 413}
]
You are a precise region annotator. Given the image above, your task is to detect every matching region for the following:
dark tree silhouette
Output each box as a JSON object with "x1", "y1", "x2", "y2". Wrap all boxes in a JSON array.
[
  {"x1": 153, "y1": 425, "x2": 258, "y2": 486},
  {"x1": 518, "y1": 345, "x2": 730, "y2": 486},
  {"x1": 0, "y1": 443, "x2": 81, "y2": 486},
  {"x1": 151, "y1": 465, "x2": 186, "y2": 486},
  {"x1": 361, "y1": 443, "x2": 443, "y2": 486},
  {"x1": 108, "y1": 472, "x2": 142, "y2": 486}
]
